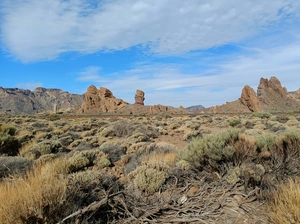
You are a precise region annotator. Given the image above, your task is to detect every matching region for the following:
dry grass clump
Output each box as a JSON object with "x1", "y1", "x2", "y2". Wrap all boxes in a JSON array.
[
  {"x1": 268, "y1": 178, "x2": 300, "y2": 224},
  {"x1": 0, "y1": 158, "x2": 69, "y2": 224}
]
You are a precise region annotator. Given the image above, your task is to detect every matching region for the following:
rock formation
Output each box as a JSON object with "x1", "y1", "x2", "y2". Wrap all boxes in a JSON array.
[
  {"x1": 256, "y1": 76, "x2": 299, "y2": 112},
  {"x1": 204, "y1": 76, "x2": 300, "y2": 113},
  {"x1": 0, "y1": 87, "x2": 83, "y2": 114},
  {"x1": 80, "y1": 85, "x2": 129, "y2": 113},
  {"x1": 240, "y1": 85, "x2": 262, "y2": 112},
  {"x1": 134, "y1": 90, "x2": 145, "y2": 105}
]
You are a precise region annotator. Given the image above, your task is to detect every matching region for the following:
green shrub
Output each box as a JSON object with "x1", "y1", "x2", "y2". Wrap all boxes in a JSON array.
[
  {"x1": 251, "y1": 112, "x2": 272, "y2": 119},
  {"x1": 49, "y1": 113, "x2": 60, "y2": 121},
  {"x1": 255, "y1": 134, "x2": 276, "y2": 152},
  {"x1": 0, "y1": 124, "x2": 16, "y2": 135},
  {"x1": 22, "y1": 140, "x2": 68, "y2": 159},
  {"x1": 0, "y1": 132, "x2": 21, "y2": 156},
  {"x1": 229, "y1": 119, "x2": 241, "y2": 127},
  {"x1": 100, "y1": 143, "x2": 125, "y2": 163},
  {"x1": 68, "y1": 149, "x2": 111, "y2": 172},
  {"x1": 180, "y1": 129, "x2": 239, "y2": 168},
  {"x1": 129, "y1": 165, "x2": 167, "y2": 194}
]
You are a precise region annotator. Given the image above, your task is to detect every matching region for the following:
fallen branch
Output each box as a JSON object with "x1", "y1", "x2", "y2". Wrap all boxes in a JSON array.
[{"x1": 57, "y1": 190, "x2": 123, "y2": 224}]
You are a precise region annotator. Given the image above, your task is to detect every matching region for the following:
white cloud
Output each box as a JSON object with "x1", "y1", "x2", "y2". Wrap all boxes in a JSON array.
[
  {"x1": 77, "y1": 36, "x2": 300, "y2": 107},
  {"x1": 1, "y1": 0, "x2": 300, "y2": 62},
  {"x1": 16, "y1": 82, "x2": 43, "y2": 90}
]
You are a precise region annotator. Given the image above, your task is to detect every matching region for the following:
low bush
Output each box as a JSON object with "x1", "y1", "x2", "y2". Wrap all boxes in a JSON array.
[
  {"x1": 21, "y1": 140, "x2": 68, "y2": 160},
  {"x1": 0, "y1": 132, "x2": 21, "y2": 156},
  {"x1": 251, "y1": 112, "x2": 272, "y2": 119},
  {"x1": 180, "y1": 129, "x2": 239, "y2": 169},
  {"x1": 129, "y1": 164, "x2": 167, "y2": 194},
  {"x1": 68, "y1": 149, "x2": 111, "y2": 172},
  {"x1": 0, "y1": 124, "x2": 16, "y2": 135},
  {"x1": 100, "y1": 142, "x2": 126, "y2": 163},
  {"x1": 0, "y1": 156, "x2": 33, "y2": 179}
]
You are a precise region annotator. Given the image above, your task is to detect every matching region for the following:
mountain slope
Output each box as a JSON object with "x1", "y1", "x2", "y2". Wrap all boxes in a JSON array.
[{"x1": 0, "y1": 87, "x2": 84, "y2": 114}]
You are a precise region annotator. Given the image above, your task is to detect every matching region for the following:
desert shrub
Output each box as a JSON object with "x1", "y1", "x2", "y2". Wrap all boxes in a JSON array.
[
  {"x1": 244, "y1": 120, "x2": 255, "y2": 129},
  {"x1": 229, "y1": 119, "x2": 241, "y2": 127},
  {"x1": 0, "y1": 132, "x2": 21, "y2": 156},
  {"x1": 0, "y1": 158, "x2": 69, "y2": 224},
  {"x1": 271, "y1": 130, "x2": 300, "y2": 176},
  {"x1": 111, "y1": 119, "x2": 135, "y2": 137},
  {"x1": 183, "y1": 130, "x2": 202, "y2": 141},
  {"x1": 0, "y1": 124, "x2": 16, "y2": 135},
  {"x1": 268, "y1": 178, "x2": 300, "y2": 224},
  {"x1": 251, "y1": 112, "x2": 272, "y2": 119},
  {"x1": 180, "y1": 129, "x2": 239, "y2": 169},
  {"x1": 65, "y1": 171, "x2": 120, "y2": 222},
  {"x1": 49, "y1": 113, "x2": 60, "y2": 121},
  {"x1": 226, "y1": 163, "x2": 265, "y2": 187},
  {"x1": 275, "y1": 115, "x2": 289, "y2": 123},
  {"x1": 68, "y1": 149, "x2": 111, "y2": 172},
  {"x1": 0, "y1": 156, "x2": 33, "y2": 179},
  {"x1": 255, "y1": 134, "x2": 276, "y2": 152},
  {"x1": 100, "y1": 142, "x2": 125, "y2": 163},
  {"x1": 129, "y1": 164, "x2": 167, "y2": 194},
  {"x1": 21, "y1": 140, "x2": 68, "y2": 160}
]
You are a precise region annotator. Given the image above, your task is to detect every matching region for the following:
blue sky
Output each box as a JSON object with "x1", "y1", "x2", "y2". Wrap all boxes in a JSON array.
[{"x1": 1, "y1": 0, "x2": 300, "y2": 107}]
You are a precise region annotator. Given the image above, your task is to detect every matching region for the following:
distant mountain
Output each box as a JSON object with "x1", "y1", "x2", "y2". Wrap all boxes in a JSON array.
[
  {"x1": 0, "y1": 87, "x2": 84, "y2": 114},
  {"x1": 186, "y1": 105, "x2": 205, "y2": 111}
]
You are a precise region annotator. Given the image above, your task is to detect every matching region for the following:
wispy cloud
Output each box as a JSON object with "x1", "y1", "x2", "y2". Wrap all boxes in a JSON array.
[
  {"x1": 16, "y1": 82, "x2": 43, "y2": 90},
  {"x1": 77, "y1": 35, "x2": 300, "y2": 107},
  {"x1": 1, "y1": 0, "x2": 300, "y2": 62}
]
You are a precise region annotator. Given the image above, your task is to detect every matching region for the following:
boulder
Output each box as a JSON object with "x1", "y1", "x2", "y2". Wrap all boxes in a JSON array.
[{"x1": 240, "y1": 85, "x2": 262, "y2": 112}]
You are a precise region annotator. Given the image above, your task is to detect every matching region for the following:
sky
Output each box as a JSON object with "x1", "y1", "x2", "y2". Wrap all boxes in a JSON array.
[{"x1": 1, "y1": 0, "x2": 300, "y2": 108}]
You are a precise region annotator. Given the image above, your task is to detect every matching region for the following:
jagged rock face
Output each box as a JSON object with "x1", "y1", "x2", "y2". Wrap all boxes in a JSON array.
[
  {"x1": 204, "y1": 76, "x2": 300, "y2": 113},
  {"x1": 80, "y1": 85, "x2": 129, "y2": 113},
  {"x1": 256, "y1": 76, "x2": 300, "y2": 111},
  {"x1": 0, "y1": 87, "x2": 83, "y2": 114},
  {"x1": 257, "y1": 76, "x2": 288, "y2": 98},
  {"x1": 134, "y1": 90, "x2": 145, "y2": 105},
  {"x1": 240, "y1": 85, "x2": 262, "y2": 112}
]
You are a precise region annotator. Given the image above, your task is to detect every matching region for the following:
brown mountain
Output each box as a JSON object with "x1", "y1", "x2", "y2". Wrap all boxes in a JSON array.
[
  {"x1": 205, "y1": 76, "x2": 300, "y2": 113},
  {"x1": 0, "y1": 87, "x2": 84, "y2": 114}
]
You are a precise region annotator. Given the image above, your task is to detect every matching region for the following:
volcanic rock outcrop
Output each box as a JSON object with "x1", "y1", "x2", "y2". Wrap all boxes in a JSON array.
[
  {"x1": 240, "y1": 85, "x2": 262, "y2": 112},
  {"x1": 80, "y1": 85, "x2": 129, "y2": 113},
  {"x1": 0, "y1": 87, "x2": 83, "y2": 114},
  {"x1": 204, "y1": 76, "x2": 300, "y2": 113},
  {"x1": 257, "y1": 76, "x2": 299, "y2": 111},
  {"x1": 134, "y1": 90, "x2": 145, "y2": 105}
]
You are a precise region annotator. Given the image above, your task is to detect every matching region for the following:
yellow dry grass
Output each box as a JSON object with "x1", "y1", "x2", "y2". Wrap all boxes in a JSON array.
[
  {"x1": 142, "y1": 152, "x2": 178, "y2": 167},
  {"x1": 268, "y1": 178, "x2": 300, "y2": 224},
  {"x1": 0, "y1": 158, "x2": 69, "y2": 224}
]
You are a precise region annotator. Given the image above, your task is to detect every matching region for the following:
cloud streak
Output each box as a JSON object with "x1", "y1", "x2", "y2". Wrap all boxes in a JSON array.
[
  {"x1": 1, "y1": 0, "x2": 300, "y2": 62},
  {"x1": 77, "y1": 37, "x2": 300, "y2": 107}
]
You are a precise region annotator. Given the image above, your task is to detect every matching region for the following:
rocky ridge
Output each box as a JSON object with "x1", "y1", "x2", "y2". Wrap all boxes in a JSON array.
[{"x1": 0, "y1": 87, "x2": 84, "y2": 114}]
